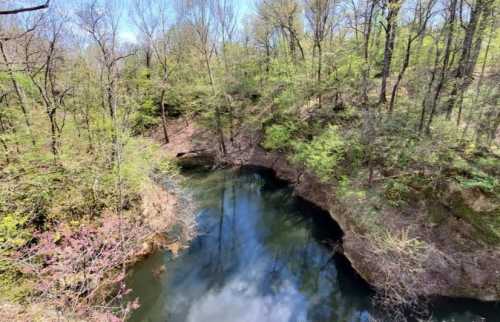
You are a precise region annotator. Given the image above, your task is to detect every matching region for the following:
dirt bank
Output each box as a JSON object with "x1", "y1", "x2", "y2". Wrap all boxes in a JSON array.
[{"x1": 157, "y1": 119, "x2": 500, "y2": 303}]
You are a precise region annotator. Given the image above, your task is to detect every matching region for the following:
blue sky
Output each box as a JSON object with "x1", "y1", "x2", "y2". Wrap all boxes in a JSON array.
[{"x1": 118, "y1": 0, "x2": 255, "y2": 44}]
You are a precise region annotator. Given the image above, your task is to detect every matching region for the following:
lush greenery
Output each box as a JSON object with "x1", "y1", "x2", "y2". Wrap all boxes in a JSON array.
[{"x1": 0, "y1": 0, "x2": 498, "y2": 320}]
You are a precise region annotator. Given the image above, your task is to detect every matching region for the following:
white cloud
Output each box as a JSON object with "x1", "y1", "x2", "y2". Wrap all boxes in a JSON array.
[
  {"x1": 119, "y1": 30, "x2": 138, "y2": 44},
  {"x1": 186, "y1": 275, "x2": 308, "y2": 322}
]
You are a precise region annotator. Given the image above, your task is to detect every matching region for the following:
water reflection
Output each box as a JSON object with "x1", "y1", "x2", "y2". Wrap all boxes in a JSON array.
[{"x1": 127, "y1": 169, "x2": 499, "y2": 322}]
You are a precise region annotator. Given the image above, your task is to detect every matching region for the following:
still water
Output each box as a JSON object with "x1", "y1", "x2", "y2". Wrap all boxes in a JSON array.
[{"x1": 127, "y1": 168, "x2": 500, "y2": 322}]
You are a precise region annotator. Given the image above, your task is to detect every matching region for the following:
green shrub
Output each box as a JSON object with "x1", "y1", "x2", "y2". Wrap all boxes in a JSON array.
[
  {"x1": 384, "y1": 179, "x2": 410, "y2": 207},
  {"x1": 292, "y1": 125, "x2": 345, "y2": 181},
  {"x1": 132, "y1": 98, "x2": 160, "y2": 134},
  {"x1": 457, "y1": 175, "x2": 498, "y2": 193},
  {"x1": 262, "y1": 123, "x2": 297, "y2": 151},
  {"x1": 0, "y1": 213, "x2": 32, "y2": 249}
]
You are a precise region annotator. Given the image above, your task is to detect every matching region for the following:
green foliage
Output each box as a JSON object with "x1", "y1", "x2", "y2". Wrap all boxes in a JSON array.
[
  {"x1": 120, "y1": 136, "x2": 175, "y2": 190},
  {"x1": 292, "y1": 125, "x2": 345, "y2": 181},
  {"x1": 262, "y1": 122, "x2": 297, "y2": 151},
  {"x1": 384, "y1": 179, "x2": 410, "y2": 207},
  {"x1": 0, "y1": 1, "x2": 498, "y2": 311},
  {"x1": 475, "y1": 156, "x2": 500, "y2": 176},
  {"x1": 457, "y1": 175, "x2": 499, "y2": 194},
  {"x1": 273, "y1": 87, "x2": 298, "y2": 111},
  {"x1": 0, "y1": 271, "x2": 32, "y2": 301},
  {"x1": 337, "y1": 175, "x2": 358, "y2": 197},
  {"x1": 132, "y1": 98, "x2": 160, "y2": 134},
  {"x1": 334, "y1": 52, "x2": 364, "y2": 85},
  {"x1": 0, "y1": 213, "x2": 32, "y2": 249}
]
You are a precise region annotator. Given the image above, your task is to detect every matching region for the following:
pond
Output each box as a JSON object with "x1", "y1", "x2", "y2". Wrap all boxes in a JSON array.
[{"x1": 127, "y1": 168, "x2": 500, "y2": 322}]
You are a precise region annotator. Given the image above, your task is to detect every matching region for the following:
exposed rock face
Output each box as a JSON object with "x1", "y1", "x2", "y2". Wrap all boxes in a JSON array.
[{"x1": 158, "y1": 120, "x2": 500, "y2": 302}]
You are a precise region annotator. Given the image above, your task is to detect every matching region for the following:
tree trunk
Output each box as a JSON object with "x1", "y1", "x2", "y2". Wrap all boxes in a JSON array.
[
  {"x1": 446, "y1": 0, "x2": 493, "y2": 119},
  {"x1": 83, "y1": 102, "x2": 94, "y2": 152},
  {"x1": 317, "y1": 42, "x2": 323, "y2": 109},
  {"x1": 204, "y1": 52, "x2": 226, "y2": 155},
  {"x1": 379, "y1": 0, "x2": 401, "y2": 106},
  {"x1": 361, "y1": 0, "x2": 377, "y2": 107},
  {"x1": 265, "y1": 40, "x2": 271, "y2": 74},
  {"x1": 389, "y1": 34, "x2": 412, "y2": 113},
  {"x1": 159, "y1": 88, "x2": 170, "y2": 144},
  {"x1": 426, "y1": 0, "x2": 457, "y2": 134},
  {"x1": 462, "y1": 21, "x2": 493, "y2": 139},
  {"x1": 0, "y1": 112, "x2": 10, "y2": 163},
  {"x1": 48, "y1": 109, "x2": 58, "y2": 161},
  {"x1": 418, "y1": 39, "x2": 441, "y2": 133},
  {"x1": 487, "y1": 109, "x2": 500, "y2": 146}
]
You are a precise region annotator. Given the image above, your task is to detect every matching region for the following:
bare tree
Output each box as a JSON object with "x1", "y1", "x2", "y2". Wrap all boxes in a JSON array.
[
  {"x1": 24, "y1": 8, "x2": 71, "y2": 160},
  {"x1": 180, "y1": 0, "x2": 227, "y2": 155},
  {"x1": 462, "y1": 15, "x2": 495, "y2": 139},
  {"x1": 388, "y1": 0, "x2": 435, "y2": 113},
  {"x1": 260, "y1": 0, "x2": 305, "y2": 60},
  {"x1": 132, "y1": 0, "x2": 172, "y2": 144},
  {"x1": 213, "y1": 0, "x2": 237, "y2": 67},
  {"x1": 213, "y1": 0, "x2": 238, "y2": 144},
  {"x1": 251, "y1": 11, "x2": 275, "y2": 74},
  {"x1": 77, "y1": 0, "x2": 133, "y2": 151},
  {"x1": 305, "y1": 0, "x2": 335, "y2": 109},
  {"x1": 446, "y1": 0, "x2": 495, "y2": 123},
  {"x1": 424, "y1": 0, "x2": 458, "y2": 134},
  {"x1": 0, "y1": 14, "x2": 43, "y2": 145},
  {"x1": 361, "y1": 0, "x2": 379, "y2": 107}
]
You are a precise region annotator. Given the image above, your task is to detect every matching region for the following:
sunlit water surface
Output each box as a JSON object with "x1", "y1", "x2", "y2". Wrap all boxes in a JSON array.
[{"x1": 127, "y1": 169, "x2": 500, "y2": 322}]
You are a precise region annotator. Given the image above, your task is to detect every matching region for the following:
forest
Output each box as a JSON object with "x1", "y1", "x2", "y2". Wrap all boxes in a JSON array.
[{"x1": 0, "y1": 0, "x2": 498, "y2": 321}]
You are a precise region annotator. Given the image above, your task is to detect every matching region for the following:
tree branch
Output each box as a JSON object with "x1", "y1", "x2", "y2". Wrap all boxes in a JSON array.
[{"x1": 0, "y1": 0, "x2": 50, "y2": 15}]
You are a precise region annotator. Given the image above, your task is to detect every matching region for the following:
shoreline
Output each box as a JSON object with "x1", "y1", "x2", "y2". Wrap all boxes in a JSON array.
[{"x1": 159, "y1": 118, "x2": 500, "y2": 303}]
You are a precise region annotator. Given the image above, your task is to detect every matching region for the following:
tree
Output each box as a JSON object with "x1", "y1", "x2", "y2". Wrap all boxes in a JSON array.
[
  {"x1": 260, "y1": 0, "x2": 306, "y2": 60},
  {"x1": 250, "y1": 12, "x2": 275, "y2": 74},
  {"x1": 77, "y1": 0, "x2": 133, "y2": 157},
  {"x1": 424, "y1": 0, "x2": 458, "y2": 134},
  {"x1": 379, "y1": 0, "x2": 402, "y2": 105},
  {"x1": 180, "y1": 0, "x2": 227, "y2": 155},
  {"x1": 305, "y1": 0, "x2": 335, "y2": 109},
  {"x1": 0, "y1": 40, "x2": 36, "y2": 145},
  {"x1": 361, "y1": 0, "x2": 379, "y2": 107},
  {"x1": 132, "y1": 0, "x2": 172, "y2": 144},
  {"x1": 388, "y1": 0, "x2": 435, "y2": 113},
  {"x1": 213, "y1": 0, "x2": 237, "y2": 144},
  {"x1": 446, "y1": 0, "x2": 495, "y2": 124},
  {"x1": 24, "y1": 8, "x2": 71, "y2": 160},
  {"x1": 0, "y1": 14, "x2": 42, "y2": 145}
]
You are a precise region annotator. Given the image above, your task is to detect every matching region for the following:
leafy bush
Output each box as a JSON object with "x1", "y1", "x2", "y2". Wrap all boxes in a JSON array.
[
  {"x1": 132, "y1": 98, "x2": 160, "y2": 134},
  {"x1": 0, "y1": 213, "x2": 32, "y2": 249},
  {"x1": 262, "y1": 123, "x2": 297, "y2": 151},
  {"x1": 292, "y1": 125, "x2": 345, "y2": 181},
  {"x1": 384, "y1": 179, "x2": 410, "y2": 207},
  {"x1": 457, "y1": 175, "x2": 499, "y2": 193}
]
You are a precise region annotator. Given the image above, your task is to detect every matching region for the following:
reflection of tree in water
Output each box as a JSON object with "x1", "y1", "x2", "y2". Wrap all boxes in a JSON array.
[
  {"x1": 230, "y1": 178, "x2": 238, "y2": 259},
  {"x1": 215, "y1": 171, "x2": 226, "y2": 275},
  {"x1": 204, "y1": 171, "x2": 245, "y2": 288},
  {"x1": 180, "y1": 170, "x2": 373, "y2": 321},
  {"x1": 129, "y1": 170, "x2": 495, "y2": 322}
]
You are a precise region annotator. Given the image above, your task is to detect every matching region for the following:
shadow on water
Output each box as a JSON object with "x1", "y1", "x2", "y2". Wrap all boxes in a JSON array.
[{"x1": 126, "y1": 168, "x2": 500, "y2": 322}]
